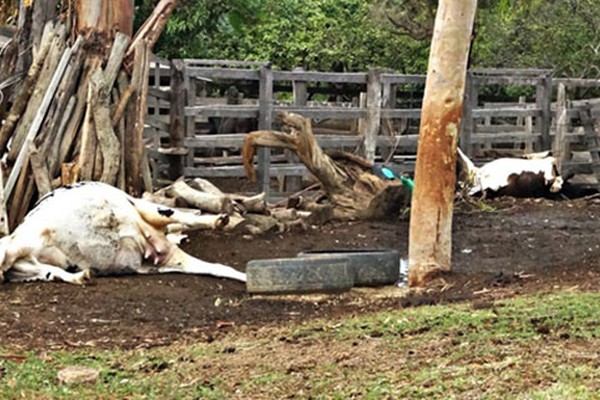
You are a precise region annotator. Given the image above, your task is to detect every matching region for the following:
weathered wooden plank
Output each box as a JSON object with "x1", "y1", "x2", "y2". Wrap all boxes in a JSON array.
[
  {"x1": 284, "y1": 67, "x2": 308, "y2": 192},
  {"x1": 168, "y1": 59, "x2": 186, "y2": 179},
  {"x1": 185, "y1": 105, "x2": 259, "y2": 118},
  {"x1": 195, "y1": 154, "x2": 288, "y2": 166},
  {"x1": 472, "y1": 68, "x2": 552, "y2": 76},
  {"x1": 147, "y1": 66, "x2": 171, "y2": 80},
  {"x1": 567, "y1": 98, "x2": 600, "y2": 108},
  {"x1": 183, "y1": 58, "x2": 267, "y2": 67},
  {"x1": 379, "y1": 108, "x2": 422, "y2": 119},
  {"x1": 380, "y1": 74, "x2": 426, "y2": 85},
  {"x1": 104, "y1": 32, "x2": 130, "y2": 89},
  {"x1": 257, "y1": 64, "x2": 274, "y2": 193},
  {"x1": 185, "y1": 134, "x2": 420, "y2": 149},
  {"x1": 536, "y1": 75, "x2": 553, "y2": 150},
  {"x1": 561, "y1": 161, "x2": 593, "y2": 174},
  {"x1": 272, "y1": 70, "x2": 367, "y2": 83},
  {"x1": 471, "y1": 132, "x2": 540, "y2": 144},
  {"x1": 472, "y1": 76, "x2": 541, "y2": 86},
  {"x1": 147, "y1": 87, "x2": 171, "y2": 101},
  {"x1": 475, "y1": 124, "x2": 528, "y2": 133},
  {"x1": 145, "y1": 116, "x2": 170, "y2": 132},
  {"x1": 483, "y1": 101, "x2": 537, "y2": 108},
  {"x1": 554, "y1": 78, "x2": 600, "y2": 88},
  {"x1": 186, "y1": 67, "x2": 260, "y2": 80},
  {"x1": 361, "y1": 69, "x2": 382, "y2": 162},
  {"x1": 185, "y1": 163, "x2": 308, "y2": 178},
  {"x1": 553, "y1": 83, "x2": 568, "y2": 170},
  {"x1": 143, "y1": 127, "x2": 169, "y2": 138},
  {"x1": 274, "y1": 106, "x2": 366, "y2": 119},
  {"x1": 472, "y1": 107, "x2": 542, "y2": 118}
]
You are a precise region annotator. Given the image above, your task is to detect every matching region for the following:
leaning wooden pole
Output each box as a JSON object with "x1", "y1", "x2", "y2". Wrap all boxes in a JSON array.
[{"x1": 408, "y1": 0, "x2": 477, "y2": 287}]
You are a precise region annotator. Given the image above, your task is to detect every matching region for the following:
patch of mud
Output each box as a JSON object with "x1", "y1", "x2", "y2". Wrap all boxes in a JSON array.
[{"x1": 1, "y1": 197, "x2": 600, "y2": 350}]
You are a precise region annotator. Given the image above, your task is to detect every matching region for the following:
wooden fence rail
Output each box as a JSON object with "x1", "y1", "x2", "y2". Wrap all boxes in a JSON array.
[{"x1": 144, "y1": 60, "x2": 600, "y2": 194}]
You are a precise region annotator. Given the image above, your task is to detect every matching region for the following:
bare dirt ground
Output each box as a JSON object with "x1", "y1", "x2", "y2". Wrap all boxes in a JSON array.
[{"x1": 2, "y1": 196, "x2": 600, "y2": 351}]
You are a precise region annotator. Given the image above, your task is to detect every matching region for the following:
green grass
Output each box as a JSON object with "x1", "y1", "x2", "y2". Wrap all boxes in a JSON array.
[{"x1": 2, "y1": 291, "x2": 600, "y2": 399}]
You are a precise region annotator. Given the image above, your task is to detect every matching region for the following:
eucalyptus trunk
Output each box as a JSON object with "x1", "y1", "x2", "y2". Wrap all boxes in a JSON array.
[{"x1": 408, "y1": 0, "x2": 477, "y2": 287}]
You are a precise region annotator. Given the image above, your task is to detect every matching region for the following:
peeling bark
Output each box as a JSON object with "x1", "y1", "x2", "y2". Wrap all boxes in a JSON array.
[{"x1": 408, "y1": 0, "x2": 477, "y2": 287}]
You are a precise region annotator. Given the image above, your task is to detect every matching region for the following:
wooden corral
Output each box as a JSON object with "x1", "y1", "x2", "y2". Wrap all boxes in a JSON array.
[{"x1": 143, "y1": 62, "x2": 600, "y2": 195}]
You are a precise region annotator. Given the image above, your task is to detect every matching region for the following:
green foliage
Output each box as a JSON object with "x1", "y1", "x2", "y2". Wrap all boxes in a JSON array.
[
  {"x1": 138, "y1": 0, "x2": 428, "y2": 72},
  {"x1": 472, "y1": 0, "x2": 600, "y2": 78},
  {"x1": 136, "y1": 0, "x2": 600, "y2": 79}
]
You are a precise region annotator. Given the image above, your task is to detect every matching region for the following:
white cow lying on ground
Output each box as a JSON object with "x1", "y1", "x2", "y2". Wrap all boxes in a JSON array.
[
  {"x1": 457, "y1": 148, "x2": 564, "y2": 198},
  {"x1": 0, "y1": 182, "x2": 246, "y2": 284}
]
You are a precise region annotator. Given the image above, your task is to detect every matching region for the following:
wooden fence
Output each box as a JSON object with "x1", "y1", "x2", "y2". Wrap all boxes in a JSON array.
[{"x1": 144, "y1": 58, "x2": 600, "y2": 194}]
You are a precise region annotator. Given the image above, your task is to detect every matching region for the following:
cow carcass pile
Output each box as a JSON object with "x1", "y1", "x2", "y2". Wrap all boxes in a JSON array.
[{"x1": 0, "y1": 182, "x2": 246, "y2": 284}]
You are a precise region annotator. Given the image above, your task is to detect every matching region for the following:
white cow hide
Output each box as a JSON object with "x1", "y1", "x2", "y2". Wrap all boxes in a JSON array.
[
  {"x1": 0, "y1": 182, "x2": 246, "y2": 284},
  {"x1": 457, "y1": 148, "x2": 563, "y2": 197}
]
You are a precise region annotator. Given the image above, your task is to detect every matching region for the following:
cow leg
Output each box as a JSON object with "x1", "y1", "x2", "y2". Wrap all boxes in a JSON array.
[
  {"x1": 156, "y1": 247, "x2": 247, "y2": 282},
  {"x1": 131, "y1": 198, "x2": 229, "y2": 230},
  {"x1": 7, "y1": 258, "x2": 91, "y2": 285},
  {"x1": 36, "y1": 246, "x2": 71, "y2": 268}
]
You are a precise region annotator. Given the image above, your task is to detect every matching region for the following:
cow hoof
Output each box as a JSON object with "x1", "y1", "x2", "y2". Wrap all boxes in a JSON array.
[
  {"x1": 72, "y1": 269, "x2": 92, "y2": 285},
  {"x1": 216, "y1": 214, "x2": 230, "y2": 229}
]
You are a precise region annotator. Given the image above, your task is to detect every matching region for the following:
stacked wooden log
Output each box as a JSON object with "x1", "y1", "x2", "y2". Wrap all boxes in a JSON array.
[
  {"x1": 147, "y1": 178, "x2": 311, "y2": 236},
  {"x1": 0, "y1": 0, "x2": 176, "y2": 230}
]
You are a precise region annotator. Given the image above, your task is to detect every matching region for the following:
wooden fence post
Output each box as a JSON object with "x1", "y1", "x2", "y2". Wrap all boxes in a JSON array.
[
  {"x1": 168, "y1": 59, "x2": 186, "y2": 179},
  {"x1": 459, "y1": 71, "x2": 476, "y2": 156},
  {"x1": 283, "y1": 66, "x2": 307, "y2": 192},
  {"x1": 361, "y1": 68, "x2": 382, "y2": 163},
  {"x1": 536, "y1": 73, "x2": 553, "y2": 150},
  {"x1": 553, "y1": 83, "x2": 568, "y2": 172},
  {"x1": 380, "y1": 72, "x2": 398, "y2": 162},
  {"x1": 184, "y1": 65, "x2": 196, "y2": 170},
  {"x1": 257, "y1": 63, "x2": 273, "y2": 195}
]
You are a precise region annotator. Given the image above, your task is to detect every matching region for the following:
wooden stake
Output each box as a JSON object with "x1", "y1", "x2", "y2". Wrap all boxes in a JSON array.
[
  {"x1": 4, "y1": 32, "x2": 74, "y2": 202},
  {"x1": 89, "y1": 68, "x2": 121, "y2": 185},
  {"x1": 0, "y1": 23, "x2": 56, "y2": 153},
  {"x1": 28, "y1": 141, "x2": 52, "y2": 196}
]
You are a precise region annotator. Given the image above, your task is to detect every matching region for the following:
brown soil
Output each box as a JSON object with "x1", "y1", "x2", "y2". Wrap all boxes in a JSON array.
[{"x1": 2, "y1": 196, "x2": 600, "y2": 351}]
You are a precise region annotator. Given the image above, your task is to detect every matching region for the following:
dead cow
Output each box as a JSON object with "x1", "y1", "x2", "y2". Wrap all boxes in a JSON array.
[
  {"x1": 457, "y1": 148, "x2": 564, "y2": 198},
  {"x1": 0, "y1": 182, "x2": 246, "y2": 284}
]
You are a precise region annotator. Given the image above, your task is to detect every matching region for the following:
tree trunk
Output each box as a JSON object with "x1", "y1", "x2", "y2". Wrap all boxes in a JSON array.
[
  {"x1": 408, "y1": 0, "x2": 477, "y2": 287},
  {"x1": 75, "y1": 0, "x2": 134, "y2": 38}
]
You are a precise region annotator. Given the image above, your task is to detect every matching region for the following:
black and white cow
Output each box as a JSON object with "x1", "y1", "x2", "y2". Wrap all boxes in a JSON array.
[
  {"x1": 0, "y1": 182, "x2": 246, "y2": 284},
  {"x1": 457, "y1": 148, "x2": 565, "y2": 198}
]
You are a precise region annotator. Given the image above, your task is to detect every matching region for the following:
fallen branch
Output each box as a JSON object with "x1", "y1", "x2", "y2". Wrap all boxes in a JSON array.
[
  {"x1": 165, "y1": 180, "x2": 234, "y2": 215},
  {"x1": 243, "y1": 112, "x2": 411, "y2": 220}
]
